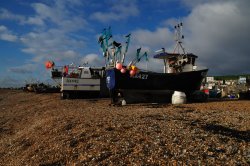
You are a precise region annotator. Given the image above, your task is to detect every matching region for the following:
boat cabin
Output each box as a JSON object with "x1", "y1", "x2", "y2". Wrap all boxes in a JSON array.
[
  {"x1": 78, "y1": 67, "x2": 105, "y2": 79},
  {"x1": 51, "y1": 66, "x2": 105, "y2": 79},
  {"x1": 154, "y1": 52, "x2": 198, "y2": 73}
]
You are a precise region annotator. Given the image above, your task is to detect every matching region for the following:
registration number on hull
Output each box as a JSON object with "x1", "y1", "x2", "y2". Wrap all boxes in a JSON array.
[
  {"x1": 66, "y1": 79, "x2": 79, "y2": 83},
  {"x1": 132, "y1": 74, "x2": 148, "y2": 80}
]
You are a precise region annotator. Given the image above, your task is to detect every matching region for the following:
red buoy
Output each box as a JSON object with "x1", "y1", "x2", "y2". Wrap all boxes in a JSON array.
[
  {"x1": 116, "y1": 63, "x2": 122, "y2": 70},
  {"x1": 121, "y1": 68, "x2": 126, "y2": 73},
  {"x1": 130, "y1": 69, "x2": 136, "y2": 76},
  {"x1": 45, "y1": 61, "x2": 53, "y2": 69}
]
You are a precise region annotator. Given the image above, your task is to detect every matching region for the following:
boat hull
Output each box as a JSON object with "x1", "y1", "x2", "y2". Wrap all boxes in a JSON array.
[
  {"x1": 61, "y1": 77, "x2": 109, "y2": 99},
  {"x1": 106, "y1": 68, "x2": 208, "y2": 103}
]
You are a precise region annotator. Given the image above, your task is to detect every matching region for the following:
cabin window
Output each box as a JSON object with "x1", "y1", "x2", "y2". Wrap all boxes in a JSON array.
[
  {"x1": 187, "y1": 57, "x2": 195, "y2": 65},
  {"x1": 191, "y1": 58, "x2": 195, "y2": 65},
  {"x1": 168, "y1": 57, "x2": 177, "y2": 66}
]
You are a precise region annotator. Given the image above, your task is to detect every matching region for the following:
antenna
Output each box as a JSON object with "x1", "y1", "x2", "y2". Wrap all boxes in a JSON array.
[{"x1": 173, "y1": 22, "x2": 185, "y2": 54}]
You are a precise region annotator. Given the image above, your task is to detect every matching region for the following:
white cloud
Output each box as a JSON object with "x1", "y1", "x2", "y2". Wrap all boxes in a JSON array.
[
  {"x1": 14, "y1": 1, "x2": 89, "y2": 65},
  {"x1": 59, "y1": 17, "x2": 88, "y2": 32},
  {"x1": 0, "y1": 25, "x2": 18, "y2": 42},
  {"x1": 0, "y1": 25, "x2": 7, "y2": 31},
  {"x1": 132, "y1": 28, "x2": 173, "y2": 49},
  {"x1": 0, "y1": 8, "x2": 25, "y2": 22},
  {"x1": 20, "y1": 29, "x2": 85, "y2": 63},
  {"x1": 0, "y1": 33, "x2": 17, "y2": 42},
  {"x1": 8, "y1": 63, "x2": 37, "y2": 74},
  {"x1": 30, "y1": 2, "x2": 88, "y2": 31},
  {"x1": 90, "y1": 1, "x2": 139, "y2": 23},
  {"x1": 25, "y1": 16, "x2": 44, "y2": 26},
  {"x1": 31, "y1": 3, "x2": 58, "y2": 22},
  {"x1": 21, "y1": 47, "x2": 37, "y2": 54},
  {"x1": 61, "y1": 50, "x2": 79, "y2": 59},
  {"x1": 1, "y1": 5, "x2": 87, "y2": 31},
  {"x1": 183, "y1": 0, "x2": 250, "y2": 75},
  {"x1": 80, "y1": 54, "x2": 105, "y2": 67}
]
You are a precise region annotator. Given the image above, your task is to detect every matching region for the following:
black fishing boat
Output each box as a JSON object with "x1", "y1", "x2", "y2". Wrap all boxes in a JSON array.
[{"x1": 99, "y1": 24, "x2": 208, "y2": 104}]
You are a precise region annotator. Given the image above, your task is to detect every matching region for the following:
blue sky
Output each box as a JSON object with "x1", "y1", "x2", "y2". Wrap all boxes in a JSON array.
[{"x1": 0, "y1": 0, "x2": 250, "y2": 87}]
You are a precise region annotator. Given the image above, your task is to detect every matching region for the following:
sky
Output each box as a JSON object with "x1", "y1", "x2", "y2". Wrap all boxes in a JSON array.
[{"x1": 0, "y1": 0, "x2": 250, "y2": 87}]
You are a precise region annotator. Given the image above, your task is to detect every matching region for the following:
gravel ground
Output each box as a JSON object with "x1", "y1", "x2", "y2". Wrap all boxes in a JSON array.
[{"x1": 0, "y1": 89, "x2": 249, "y2": 165}]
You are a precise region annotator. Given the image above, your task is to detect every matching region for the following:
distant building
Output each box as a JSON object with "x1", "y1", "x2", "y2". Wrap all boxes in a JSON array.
[
  {"x1": 206, "y1": 77, "x2": 215, "y2": 89},
  {"x1": 206, "y1": 76, "x2": 214, "y2": 83},
  {"x1": 238, "y1": 76, "x2": 246, "y2": 84}
]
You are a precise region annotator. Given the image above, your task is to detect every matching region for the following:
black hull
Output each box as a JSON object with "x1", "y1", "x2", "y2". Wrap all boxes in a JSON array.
[{"x1": 106, "y1": 68, "x2": 208, "y2": 103}]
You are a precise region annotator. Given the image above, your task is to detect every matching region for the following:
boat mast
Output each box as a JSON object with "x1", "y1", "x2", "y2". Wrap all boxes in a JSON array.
[
  {"x1": 173, "y1": 22, "x2": 185, "y2": 54},
  {"x1": 122, "y1": 34, "x2": 131, "y2": 64},
  {"x1": 163, "y1": 22, "x2": 186, "y2": 73},
  {"x1": 99, "y1": 27, "x2": 132, "y2": 68}
]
